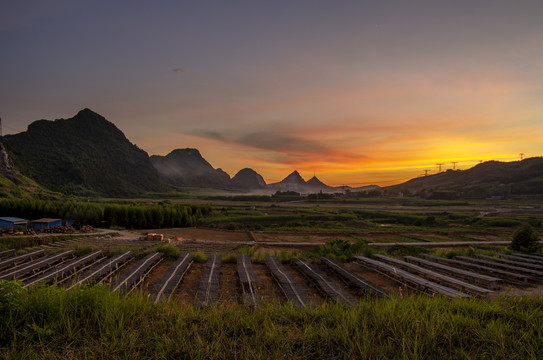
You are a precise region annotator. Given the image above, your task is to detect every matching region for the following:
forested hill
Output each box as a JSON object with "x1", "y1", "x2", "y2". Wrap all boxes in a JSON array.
[
  {"x1": 0, "y1": 109, "x2": 161, "y2": 197},
  {"x1": 150, "y1": 148, "x2": 231, "y2": 189},
  {"x1": 385, "y1": 157, "x2": 543, "y2": 198}
]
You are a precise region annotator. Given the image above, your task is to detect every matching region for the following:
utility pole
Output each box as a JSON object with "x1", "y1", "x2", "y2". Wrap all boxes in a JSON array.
[
  {"x1": 520, "y1": 153, "x2": 525, "y2": 160},
  {"x1": 423, "y1": 170, "x2": 430, "y2": 176},
  {"x1": 451, "y1": 161, "x2": 458, "y2": 170},
  {"x1": 436, "y1": 163, "x2": 444, "y2": 172}
]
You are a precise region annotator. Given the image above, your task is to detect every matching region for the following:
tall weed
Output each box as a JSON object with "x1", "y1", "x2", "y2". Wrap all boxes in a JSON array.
[{"x1": 1, "y1": 283, "x2": 542, "y2": 359}]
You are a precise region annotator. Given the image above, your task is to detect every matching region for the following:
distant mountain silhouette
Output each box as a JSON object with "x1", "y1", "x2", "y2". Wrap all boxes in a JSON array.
[
  {"x1": 4, "y1": 109, "x2": 539, "y2": 198},
  {"x1": 269, "y1": 171, "x2": 335, "y2": 193},
  {"x1": 269, "y1": 171, "x2": 306, "y2": 191},
  {"x1": 385, "y1": 157, "x2": 543, "y2": 198},
  {"x1": 306, "y1": 175, "x2": 333, "y2": 191},
  {"x1": 150, "y1": 148, "x2": 231, "y2": 188},
  {"x1": 231, "y1": 168, "x2": 267, "y2": 189},
  {"x1": 0, "y1": 109, "x2": 160, "y2": 196}
]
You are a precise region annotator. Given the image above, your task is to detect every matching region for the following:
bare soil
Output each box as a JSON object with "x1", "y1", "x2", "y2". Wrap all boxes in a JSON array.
[
  {"x1": 174, "y1": 262, "x2": 205, "y2": 304},
  {"x1": 139, "y1": 259, "x2": 174, "y2": 293},
  {"x1": 175, "y1": 240, "x2": 243, "y2": 255},
  {"x1": 492, "y1": 284, "x2": 543, "y2": 297},
  {"x1": 252, "y1": 263, "x2": 285, "y2": 304},
  {"x1": 318, "y1": 262, "x2": 376, "y2": 299},
  {"x1": 218, "y1": 263, "x2": 242, "y2": 304},
  {"x1": 344, "y1": 262, "x2": 413, "y2": 298},
  {"x1": 106, "y1": 258, "x2": 137, "y2": 286},
  {"x1": 143, "y1": 227, "x2": 253, "y2": 242},
  {"x1": 283, "y1": 263, "x2": 326, "y2": 306}
]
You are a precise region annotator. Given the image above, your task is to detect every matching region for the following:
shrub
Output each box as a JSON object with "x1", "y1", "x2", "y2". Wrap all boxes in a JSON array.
[
  {"x1": 154, "y1": 243, "x2": 180, "y2": 259},
  {"x1": 425, "y1": 216, "x2": 436, "y2": 226},
  {"x1": 510, "y1": 224, "x2": 541, "y2": 253},
  {"x1": 221, "y1": 253, "x2": 237, "y2": 263},
  {"x1": 193, "y1": 252, "x2": 208, "y2": 263},
  {"x1": 386, "y1": 244, "x2": 429, "y2": 257},
  {"x1": 314, "y1": 239, "x2": 354, "y2": 262}
]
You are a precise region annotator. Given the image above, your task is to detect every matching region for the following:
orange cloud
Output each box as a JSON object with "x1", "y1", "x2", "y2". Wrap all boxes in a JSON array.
[{"x1": 136, "y1": 62, "x2": 543, "y2": 187}]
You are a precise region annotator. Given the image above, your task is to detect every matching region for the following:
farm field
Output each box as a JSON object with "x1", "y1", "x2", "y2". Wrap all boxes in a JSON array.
[
  {"x1": 1, "y1": 226, "x2": 543, "y2": 303},
  {"x1": 1, "y1": 199, "x2": 542, "y2": 359}
]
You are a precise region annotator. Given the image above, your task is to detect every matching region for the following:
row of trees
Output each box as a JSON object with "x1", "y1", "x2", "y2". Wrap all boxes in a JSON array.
[
  {"x1": 0, "y1": 199, "x2": 211, "y2": 229},
  {"x1": 103, "y1": 203, "x2": 211, "y2": 228}
]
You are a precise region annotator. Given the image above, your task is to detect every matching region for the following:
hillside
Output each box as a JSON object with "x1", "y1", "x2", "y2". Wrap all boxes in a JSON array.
[
  {"x1": 306, "y1": 175, "x2": 333, "y2": 192},
  {"x1": 150, "y1": 149, "x2": 231, "y2": 189},
  {"x1": 385, "y1": 157, "x2": 543, "y2": 198},
  {"x1": 0, "y1": 109, "x2": 161, "y2": 196},
  {"x1": 231, "y1": 168, "x2": 267, "y2": 189},
  {"x1": 269, "y1": 171, "x2": 306, "y2": 192},
  {"x1": 0, "y1": 143, "x2": 61, "y2": 199}
]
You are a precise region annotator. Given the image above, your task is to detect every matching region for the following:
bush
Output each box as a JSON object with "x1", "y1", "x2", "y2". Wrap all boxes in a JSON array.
[
  {"x1": 315, "y1": 239, "x2": 351, "y2": 262},
  {"x1": 154, "y1": 243, "x2": 180, "y2": 259},
  {"x1": 386, "y1": 244, "x2": 429, "y2": 257},
  {"x1": 193, "y1": 252, "x2": 208, "y2": 263},
  {"x1": 510, "y1": 224, "x2": 541, "y2": 253},
  {"x1": 479, "y1": 218, "x2": 523, "y2": 228}
]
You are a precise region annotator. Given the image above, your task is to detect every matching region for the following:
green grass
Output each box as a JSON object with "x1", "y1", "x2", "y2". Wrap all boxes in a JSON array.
[
  {"x1": 0, "y1": 282, "x2": 542, "y2": 359},
  {"x1": 198, "y1": 200, "x2": 543, "y2": 235}
]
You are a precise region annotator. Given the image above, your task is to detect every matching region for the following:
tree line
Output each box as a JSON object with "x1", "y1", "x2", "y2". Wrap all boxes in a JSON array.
[{"x1": 0, "y1": 199, "x2": 211, "y2": 229}]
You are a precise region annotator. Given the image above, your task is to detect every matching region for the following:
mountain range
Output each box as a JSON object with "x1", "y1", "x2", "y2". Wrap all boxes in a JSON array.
[
  {"x1": 0, "y1": 109, "x2": 542, "y2": 198},
  {"x1": 384, "y1": 158, "x2": 543, "y2": 198}
]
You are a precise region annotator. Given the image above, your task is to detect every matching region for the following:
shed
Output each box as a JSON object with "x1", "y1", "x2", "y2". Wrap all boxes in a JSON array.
[
  {"x1": 31, "y1": 218, "x2": 62, "y2": 231},
  {"x1": 0, "y1": 217, "x2": 29, "y2": 230}
]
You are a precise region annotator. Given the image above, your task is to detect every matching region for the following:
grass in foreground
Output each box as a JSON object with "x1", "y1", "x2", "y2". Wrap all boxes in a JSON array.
[{"x1": 1, "y1": 282, "x2": 542, "y2": 359}]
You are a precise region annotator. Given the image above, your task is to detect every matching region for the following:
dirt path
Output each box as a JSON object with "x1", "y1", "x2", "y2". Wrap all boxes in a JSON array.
[
  {"x1": 284, "y1": 264, "x2": 326, "y2": 306},
  {"x1": 344, "y1": 262, "x2": 411, "y2": 297},
  {"x1": 174, "y1": 262, "x2": 205, "y2": 304},
  {"x1": 317, "y1": 262, "x2": 371, "y2": 300},
  {"x1": 139, "y1": 259, "x2": 174, "y2": 293},
  {"x1": 142, "y1": 228, "x2": 253, "y2": 243},
  {"x1": 218, "y1": 263, "x2": 242, "y2": 304},
  {"x1": 253, "y1": 263, "x2": 285, "y2": 304}
]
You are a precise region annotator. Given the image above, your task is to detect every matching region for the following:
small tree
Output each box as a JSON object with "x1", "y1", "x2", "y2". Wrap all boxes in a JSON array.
[{"x1": 510, "y1": 224, "x2": 541, "y2": 253}]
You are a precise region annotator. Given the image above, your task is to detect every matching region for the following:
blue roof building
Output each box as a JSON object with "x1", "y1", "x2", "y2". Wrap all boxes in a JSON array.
[
  {"x1": 31, "y1": 218, "x2": 63, "y2": 231},
  {"x1": 0, "y1": 217, "x2": 29, "y2": 230}
]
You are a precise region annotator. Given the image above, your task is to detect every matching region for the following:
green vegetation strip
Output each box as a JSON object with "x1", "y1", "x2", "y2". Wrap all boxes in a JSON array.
[{"x1": 0, "y1": 283, "x2": 542, "y2": 359}]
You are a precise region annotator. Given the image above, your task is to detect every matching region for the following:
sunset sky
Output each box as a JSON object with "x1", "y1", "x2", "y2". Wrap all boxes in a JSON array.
[{"x1": 1, "y1": 1, "x2": 542, "y2": 186}]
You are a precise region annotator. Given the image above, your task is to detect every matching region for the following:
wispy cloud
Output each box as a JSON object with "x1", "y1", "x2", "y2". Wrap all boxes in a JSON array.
[{"x1": 190, "y1": 128, "x2": 330, "y2": 154}]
